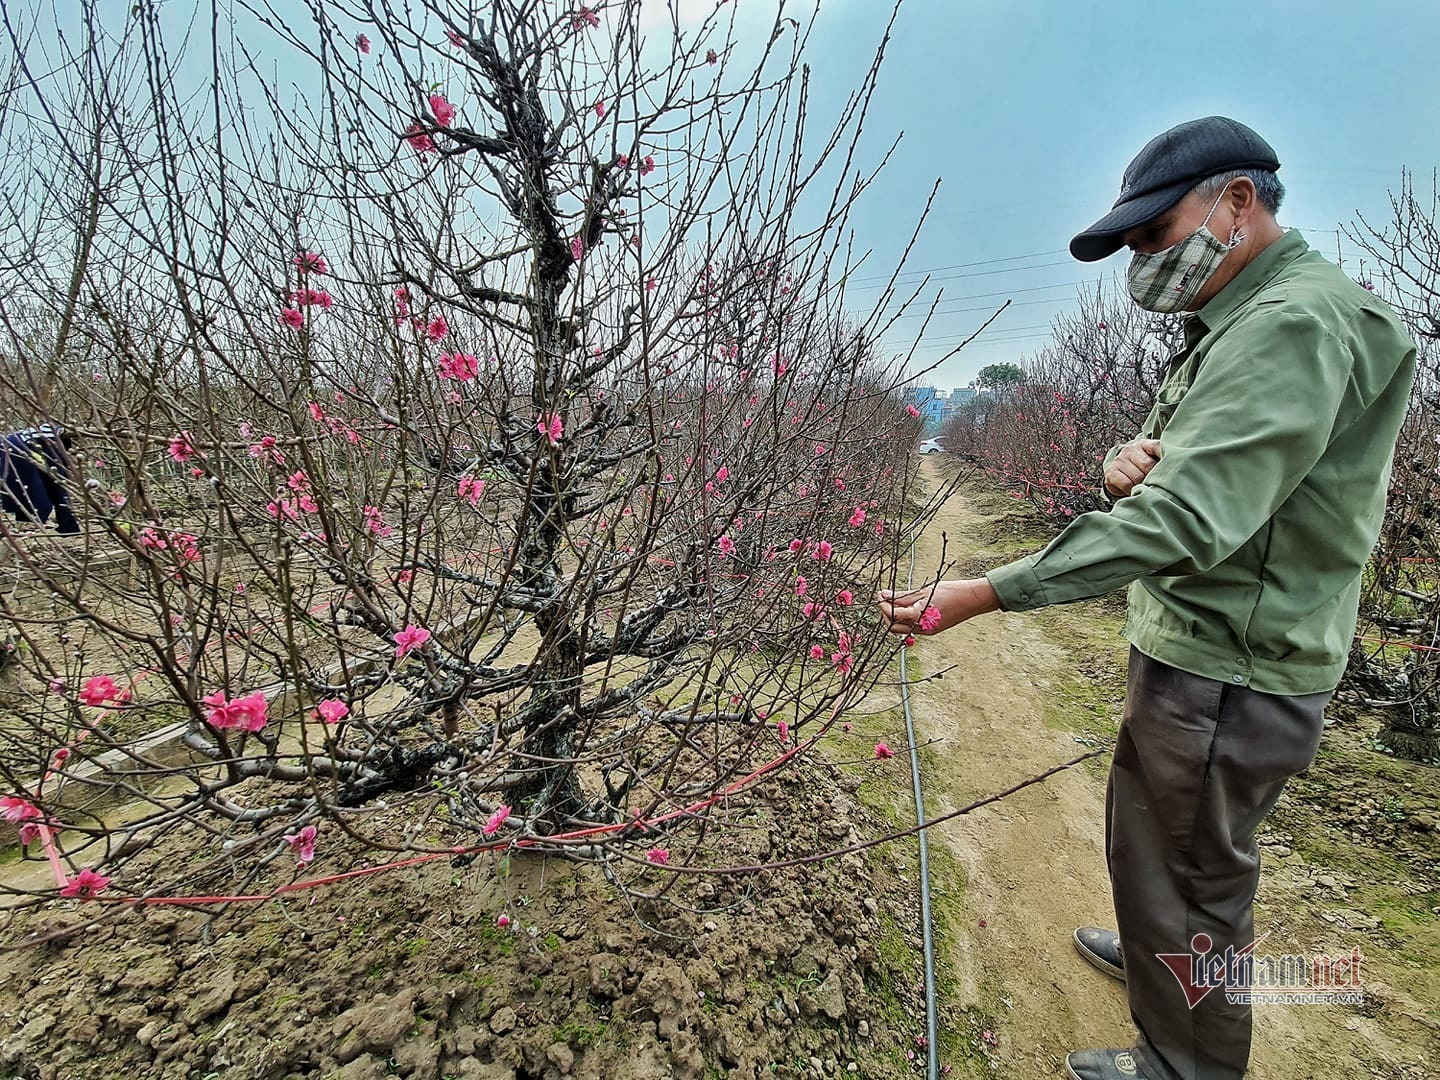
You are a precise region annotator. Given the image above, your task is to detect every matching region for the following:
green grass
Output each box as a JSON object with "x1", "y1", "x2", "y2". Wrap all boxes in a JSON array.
[
  {"x1": 554, "y1": 1019, "x2": 609, "y2": 1050},
  {"x1": 828, "y1": 693, "x2": 978, "y2": 1075},
  {"x1": 1032, "y1": 603, "x2": 1128, "y2": 752},
  {"x1": 1271, "y1": 725, "x2": 1440, "y2": 1022},
  {"x1": 475, "y1": 921, "x2": 517, "y2": 955}
]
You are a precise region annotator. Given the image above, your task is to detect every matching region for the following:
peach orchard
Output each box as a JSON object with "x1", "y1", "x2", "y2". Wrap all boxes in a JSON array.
[{"x1": 0, "y1": 0, "x2": 954, "y2": 909}]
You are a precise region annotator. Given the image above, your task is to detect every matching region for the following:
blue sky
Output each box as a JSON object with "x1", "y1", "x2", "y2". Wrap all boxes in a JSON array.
[
  {"x1": 795, "y1": 0, "x2": 1440, "y2": 389},
  {"x1": 43, "y1": 0, "x2": 1437, "y2": 392}
]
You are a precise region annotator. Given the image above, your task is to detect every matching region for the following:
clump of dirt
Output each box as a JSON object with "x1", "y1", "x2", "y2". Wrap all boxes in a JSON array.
[{"x1": 0, "y1": 757, "x2": 936, "y2": 1080}]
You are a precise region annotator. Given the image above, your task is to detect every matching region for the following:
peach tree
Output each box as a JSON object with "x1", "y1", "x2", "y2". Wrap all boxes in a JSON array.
[{"x1": 0, "y1": 0, "x2": 950, "y2": 907}]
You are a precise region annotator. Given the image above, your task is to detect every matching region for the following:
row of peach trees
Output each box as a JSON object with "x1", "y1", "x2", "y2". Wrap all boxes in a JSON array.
[
  {"x1": 0, "y1": 0, "x2": 953, "y2": 911},
  {"x1": 941, "y1": 177, "x2": 1440, "y2": 762}
]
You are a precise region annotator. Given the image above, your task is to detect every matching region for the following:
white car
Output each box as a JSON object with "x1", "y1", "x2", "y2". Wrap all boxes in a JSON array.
[{"x1": 918, "y1": 438, "x2": 945, "y2": 455}]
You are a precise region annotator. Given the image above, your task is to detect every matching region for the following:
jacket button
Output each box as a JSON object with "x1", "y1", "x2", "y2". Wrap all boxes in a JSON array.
[
  {"x1": 1020, "y1": 594, "x2": 1030, "y2": 604},
  {"x1": 1231, "y1": 674, "x2": 1244, "y2": 684}
]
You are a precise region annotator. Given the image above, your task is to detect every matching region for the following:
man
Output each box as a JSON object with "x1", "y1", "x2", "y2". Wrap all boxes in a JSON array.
[{"x1": 878, "y1": 117, "x2": 1416, "y2": 1080}]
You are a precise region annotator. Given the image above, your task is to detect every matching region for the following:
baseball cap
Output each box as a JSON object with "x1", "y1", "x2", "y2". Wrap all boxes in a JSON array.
[{"x1": 1069, "y1": 116, "x2": 1280, "y2": 262}]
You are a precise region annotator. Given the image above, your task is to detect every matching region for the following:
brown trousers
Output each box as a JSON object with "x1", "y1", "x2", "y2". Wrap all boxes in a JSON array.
[{"x1": 1108, "y1": 648, "x2": 1329, "y2": 1080}]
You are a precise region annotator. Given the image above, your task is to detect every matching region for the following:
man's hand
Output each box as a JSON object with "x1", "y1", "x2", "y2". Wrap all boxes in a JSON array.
[
  {"x1": 876, "y1": 578, "x2": 1001, "y2": 637},
  {"x1": 1104, "y1": 438, "x2": 1162, "y2": 498}
]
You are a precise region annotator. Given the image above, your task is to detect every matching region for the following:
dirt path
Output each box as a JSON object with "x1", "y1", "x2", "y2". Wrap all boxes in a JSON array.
[
  {"x1": 898, "y1": 463, "x2": 1132, "y2": 1076},
  {"x1": 900, "y1": 461, "x2": 1437, "y2": 1080}
]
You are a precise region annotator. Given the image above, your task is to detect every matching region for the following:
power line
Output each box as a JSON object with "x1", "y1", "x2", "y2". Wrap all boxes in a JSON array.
[
  {"x1": 851, "y1": 223, "x2": 1361, "y2": 293},
  {"x1": 863, "y1": 224, "x2": 1377, "y2": 358},
  {"x1": 889, "y1": 323, "x2": 1054, "y2": 345},
  {"x1": 849, "y1": 248, "x2": 1068, "y2": 286},
  {"x1": 851, "y1": 258, "x2": 1077, "y2": 291},
  {"x1": 881, "y1": 279, "x2": 1099, "y2": 320}
]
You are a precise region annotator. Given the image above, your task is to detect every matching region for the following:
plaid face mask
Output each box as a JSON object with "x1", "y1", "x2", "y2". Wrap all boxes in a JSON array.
[{"x1": 1126, "y1": 186, "x2": 1244, "y2": 313}]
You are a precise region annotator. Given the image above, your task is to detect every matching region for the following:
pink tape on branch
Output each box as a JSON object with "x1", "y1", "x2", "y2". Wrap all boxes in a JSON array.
[
  {"x1": 54, "y1": 684, "x2": 867, "y2": 907},
  {"x1": 1355, "y1": 634, "x2": 1440, "y2": 654}
]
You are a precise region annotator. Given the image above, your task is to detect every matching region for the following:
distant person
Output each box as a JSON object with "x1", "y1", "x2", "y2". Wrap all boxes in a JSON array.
[
  {"x1": 0, "y1": 425, "x2": 79, "y2": 534},
  {"x1": 878, "y1": 117, "x2": 1415, "y2": 1080}
]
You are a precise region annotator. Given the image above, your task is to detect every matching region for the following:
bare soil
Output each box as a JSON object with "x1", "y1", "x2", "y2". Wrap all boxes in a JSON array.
[{"x1": 0, "y1": 748, "x2": 943, "y2": 1080}]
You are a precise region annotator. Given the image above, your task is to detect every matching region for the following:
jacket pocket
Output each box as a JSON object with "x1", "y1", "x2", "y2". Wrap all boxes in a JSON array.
[{"x1": 1152, "y1": 376, "x2": 1192, "y2": 437}]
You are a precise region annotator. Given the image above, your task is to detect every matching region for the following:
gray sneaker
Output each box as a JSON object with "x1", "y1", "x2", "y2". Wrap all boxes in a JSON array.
[
  {"x1": 1073, "y1": 926, "x2": 1126, "y2": 982},
  {"x1": 1065, "y1": 1049, "x2": 1146, "y2": 1079}
]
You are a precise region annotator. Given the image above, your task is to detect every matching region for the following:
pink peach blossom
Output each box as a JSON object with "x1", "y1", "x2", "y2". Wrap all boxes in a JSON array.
[
  {"x1": 438, "y1": 351, "x2": 478, "y2": 381},
  {"x1": 283, "y1": 824, "x2": 317, "y2": 865},
  {"x1": 1, "y1": 795, "x2": 40, "y2": 825},
  {"x1": 290, "y1": 287, "x2": 332, "y2": 308},
  {"x1": 458, "y1": 476, "x2": 486, "y2": 505},
  {"x1": 394, "y1": 624, "x2": 432, "y2": 658},
  {"x1": 294, "y1": 250, "x2": 329, "y2": 275},
  {"x1": 315, "y1": 699, "x2": 349, "y2": 724},
  {"x1": 429, "y1": 93, "x2": 456, "y2": 127},
  {"x1": 59, "y1": 868, "x2": 111, "y2": 899},
  {"x1": 203, "y1": 690, "x2": 269, "y2": 732},
  {"x1": 482, "y1": 805, "x2": 511, "y2": 836},
  {"x1": 405, "y1": 123, "x2": 436, "y2": 155},
  {"x1": 79, "y1": 675, "x2": 127, "y2": 708},
  {"x1": 166, "y1": 432, "x2": 196, "y2": 464}
]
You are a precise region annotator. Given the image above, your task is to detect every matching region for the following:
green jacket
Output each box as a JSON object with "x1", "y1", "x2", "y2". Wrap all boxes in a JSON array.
[{"x1": 986, "y1": 231, "x2": 1417, "y2": 694}]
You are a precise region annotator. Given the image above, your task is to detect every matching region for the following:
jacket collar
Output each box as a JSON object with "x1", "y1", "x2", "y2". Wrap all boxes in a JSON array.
[{"x1": 1188, "y1": 229, "x2": 1309, "y2": 336}]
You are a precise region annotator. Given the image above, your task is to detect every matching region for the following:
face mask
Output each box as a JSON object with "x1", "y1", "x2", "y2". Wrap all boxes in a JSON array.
[{"x1": 1126, "y1": 186, "x2": 1245, "y2": 313}]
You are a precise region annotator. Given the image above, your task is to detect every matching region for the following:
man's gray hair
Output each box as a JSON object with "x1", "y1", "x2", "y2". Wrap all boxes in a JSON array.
[{"x1": 1193, "y1": 168, "x2": 1285, "y2": 215}]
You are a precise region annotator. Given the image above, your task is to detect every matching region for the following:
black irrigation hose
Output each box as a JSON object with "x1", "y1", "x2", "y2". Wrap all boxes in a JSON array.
[{"x1": 900, "y1": 535, "x2": 941, "y2": 1080}]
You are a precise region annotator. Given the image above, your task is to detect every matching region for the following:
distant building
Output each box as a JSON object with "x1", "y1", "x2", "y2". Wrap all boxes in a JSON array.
[
  {"x1": 903, "y1": 384, "x2": 979, "y2": 432},
  {"x1": 902, "y1": 385, "x2": 938, "y2": 408}
]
